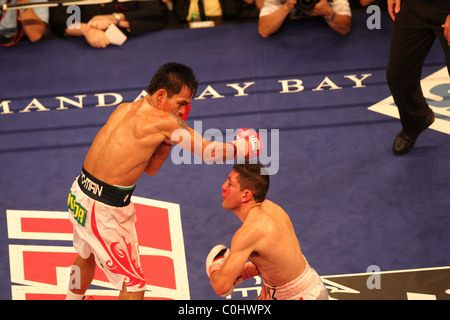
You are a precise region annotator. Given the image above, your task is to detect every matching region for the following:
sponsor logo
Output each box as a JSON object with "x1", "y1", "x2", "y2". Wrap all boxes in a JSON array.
[
  {"x1": 225, "y1": 267, "x2": 450, "y2": 300},
  {"x1": 79, "y1": 172, "x2": 103, "y2": 197},
  {"x1": 369, "y1": 67, "x2": 450, "y2": 135},
  {"x1": 1, "y1": 73, "x2": 371, "y2": 115},
  {"x1": 322, "y1": 266, "x2": 450, "y2": 300},
  {"x1": 6, "y1": 196, "x2": 189, "y2": 300},
  {"x1": 67, "y1": 191, "x2": 86, "y2": 226}
]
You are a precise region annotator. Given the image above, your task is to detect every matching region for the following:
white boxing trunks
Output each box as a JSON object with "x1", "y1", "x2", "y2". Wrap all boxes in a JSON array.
[
  {"x1": 258, "y1": 263, "x2": 329, "y2": 300},
  {"x1": 67, "y1": 168, "x2": 145, "y2": 292}
]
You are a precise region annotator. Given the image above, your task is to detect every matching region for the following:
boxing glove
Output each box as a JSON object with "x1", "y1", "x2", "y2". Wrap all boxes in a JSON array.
[
  {"x1": 206, "y1": 244, "x2": 229, "y2": 278},
  {"x1": 206, "y1": 244, "x2": 236, "y2": 297},
  {"x1": 181, "y1": 103, "x2": 191, "y2": 121},
  {"x1": 233, "y1": 128, "x2": 263, "y2": 159}
]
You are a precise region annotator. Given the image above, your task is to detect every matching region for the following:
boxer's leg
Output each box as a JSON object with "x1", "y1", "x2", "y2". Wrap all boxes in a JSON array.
[
  {"x1": 66, "y1": 254, "x2": 96, "y2": 300},
  {"x1": 119, "y1": 283, "x2": 145, "y2": 300}
]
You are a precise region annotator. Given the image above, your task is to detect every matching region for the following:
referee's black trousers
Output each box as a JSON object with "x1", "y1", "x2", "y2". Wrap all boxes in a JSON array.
[{"x1": 386, "y1": 0, "x2": 450, "y2": 132}]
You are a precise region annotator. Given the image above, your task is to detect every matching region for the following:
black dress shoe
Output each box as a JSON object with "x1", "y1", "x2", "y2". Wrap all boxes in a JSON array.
[
  {"x1": 392, "y1": 113, "x2": 435, "y2": 155},
  {"x1": 393, "y1": 130, "x2": 420, "y2": 155}
]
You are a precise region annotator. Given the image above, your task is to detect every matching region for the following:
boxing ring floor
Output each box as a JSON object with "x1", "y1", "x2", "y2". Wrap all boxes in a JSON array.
[{"x1": 0, "y1": 12, "x2": 449, "y2": 300}]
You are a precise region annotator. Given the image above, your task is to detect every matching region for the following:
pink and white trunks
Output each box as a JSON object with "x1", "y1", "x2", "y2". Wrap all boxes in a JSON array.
[
  {"x1": 67, "y1": 168, "x2": 145, "y2": 292},
  {"x1": 258, "y1": 263, "x2": 329, "y2": 300}
]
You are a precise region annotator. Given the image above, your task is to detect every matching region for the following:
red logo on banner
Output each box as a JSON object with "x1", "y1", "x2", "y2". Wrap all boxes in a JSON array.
[{"x1": 7, "y1": 196, "x2": 189, "y2": 300}]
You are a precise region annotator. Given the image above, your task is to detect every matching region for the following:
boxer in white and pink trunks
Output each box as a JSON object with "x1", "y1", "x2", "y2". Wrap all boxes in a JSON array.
[
  {"x1": 68, "y1": 168, "x2": 145, "y2": 294},
  {"x1": 65, "y1": 63, "x2": 262, "y2": 300},
  {"x1": 206, "y1": 163, "x2": 329, "y2": 300}
]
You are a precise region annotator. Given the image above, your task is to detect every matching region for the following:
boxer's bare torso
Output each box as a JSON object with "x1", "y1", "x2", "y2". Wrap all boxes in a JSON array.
[
  {"x1": 230, "y1": 199, "x2": 307, "y2": 287},
  {"x1": 244, "y1": 200, "x2": 307, "y2": 286},
  {"x1": 83, "y1": 87, "x2": 192, "y2": 187},
  {"x1": 214, "y1": 170, "x2": 307, "y2": 294}
]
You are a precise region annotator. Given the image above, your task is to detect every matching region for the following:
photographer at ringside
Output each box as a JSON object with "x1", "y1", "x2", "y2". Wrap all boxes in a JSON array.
[{"x1": 258, "y1": 0, "x2": 351, "y2": 38}]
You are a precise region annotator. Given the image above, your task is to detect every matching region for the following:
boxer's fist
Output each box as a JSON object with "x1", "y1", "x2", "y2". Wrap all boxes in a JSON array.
[
  {"x1": 233, "y1": 261, "x2": 260, "y2": 286},
  {"x1": 181, "y1": 104, "x2": 191, "y2": 121},
  {"x1": 206, "y1": 244, "x2": 229, "y2": 278},
  {"x1": 233, "y1": 128, "x2": 262, "y2": 159}
]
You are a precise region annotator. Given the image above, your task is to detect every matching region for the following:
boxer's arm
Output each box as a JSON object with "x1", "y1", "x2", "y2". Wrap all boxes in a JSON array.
[
  {"x1": 209, "y1": 249, "x2": 250, "y2": 297},
  {"x1": 166, "y1": 114, "x2": 261, "y2": 163},
  {"x1": 209, "y1": 227, "x2": 258, "y2": 296},
  {"x1": 179, "y1": 126, "x2": 236, "y2": 163},
  {"x1": 144, "y1": 141, "x2": 171, "y2": 176},
  {"x1": 160, "y1": 113, "x2": 227, "y2": 162}
]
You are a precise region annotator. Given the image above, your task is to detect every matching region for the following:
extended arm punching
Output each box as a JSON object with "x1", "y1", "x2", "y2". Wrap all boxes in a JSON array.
[
  {"x1": 171, "y1": 126, "x2": 263, "y2": 163},
  {"x1": 145, "y1": 105, "x2": 263, "y2": 175}
]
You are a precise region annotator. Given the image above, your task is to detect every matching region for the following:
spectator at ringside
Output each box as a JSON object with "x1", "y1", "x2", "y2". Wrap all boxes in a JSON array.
[
  {"x1": 258, "y1": 0, "x2": 351, "y2": 38},
  {"x1": 171, "y1": 0, "x2": 260, "y2": 25},
  {"x1": 49, "y1": 1, "x2": 167, "y2": 48},
  {"x1": 0, "y1": 0, "x2": 48, "y2": 46}
]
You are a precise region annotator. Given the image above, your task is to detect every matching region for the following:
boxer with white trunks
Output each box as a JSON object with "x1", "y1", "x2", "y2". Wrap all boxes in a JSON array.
[
  {"x1": 65, "y1": 62, "x2": 262, "y2": 300},
  {"x1": 206, "y1": 162, "x2": 328, "y2": 300},
  {"x1": 68, "y1": 168, "x2": 145, "y2": 293}
]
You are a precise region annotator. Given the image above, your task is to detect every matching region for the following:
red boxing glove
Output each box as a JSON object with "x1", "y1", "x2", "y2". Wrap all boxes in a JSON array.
[
  {"x1": 233, "y1": 128, "x2": 263, "y2": 159},
  {"x1": 181, "y1": 104, "x2": 191, "y2": 121}
]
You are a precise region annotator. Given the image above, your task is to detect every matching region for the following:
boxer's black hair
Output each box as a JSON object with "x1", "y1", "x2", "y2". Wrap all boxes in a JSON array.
[
  {"x1": 147, "y1": 62, "x2": 198, "y2": 98},
  {"x1": 233, "y1": 162, "x2": 269, "y2": 203}
]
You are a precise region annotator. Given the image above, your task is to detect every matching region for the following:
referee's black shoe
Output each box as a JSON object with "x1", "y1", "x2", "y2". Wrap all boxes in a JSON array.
[{"x1": 393, "y1": 112, "x2": 435, "y2": 155}]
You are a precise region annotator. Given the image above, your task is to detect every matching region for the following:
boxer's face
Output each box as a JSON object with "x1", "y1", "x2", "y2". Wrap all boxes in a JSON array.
[
  {"x1": 163, "y1": 86, "x2": 193, "y2": 118},
  {"x1": 221, "y1": 171, "x2": 243, "y2": 210},
  {"x1": 157, "y1": 86, "x2": 193, "y2": 117}
]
